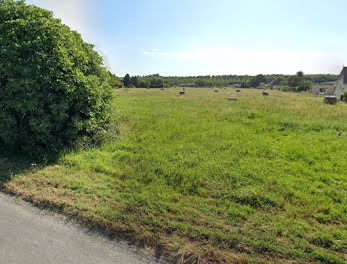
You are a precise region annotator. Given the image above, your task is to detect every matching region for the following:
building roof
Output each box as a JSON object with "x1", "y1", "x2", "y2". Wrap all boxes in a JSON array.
[
  {"x1": 338, "y1": 66, "x2": 347, "y2": 84},
  {"x1": 268, "y1": 79, "x2": 281, "y2": 86}
]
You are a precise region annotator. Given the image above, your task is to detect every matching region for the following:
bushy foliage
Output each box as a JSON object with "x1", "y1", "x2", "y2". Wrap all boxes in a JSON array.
[
  {"x1": 248, "y1": 74, "x2": 267, "y2": 88},
  {"x1": 276, "y1": 72, "x2": 311, "y2": 92},
  {"x1": 130, "y1": 76, "x2": 138, "y2": 87},
  {"x1": 138, "y1": 79, "x2": 149, "y2": 88},
  {"x1": 343, "y1": 90, "x2": 347, "y2": 102},
  {"x1": 117, "y1": 73, "x2": 337, "y2": 89},
  {"x1": 287, "y1": 75, "x2": 301, "y2": 87},
  {"x1": 0, "y1": 0, "x2": 113, "y2": 156},
  {"x1": 276, "y1": 85, "x2": 295, "y2": 92},
  {"x1": 297, "y1": 80, "x2": 311, "y2": 91},
  {"x1": 123, "y1": 74, "x2": 131, "y2": 87},
  {"x1": 149, "y1": 76, "x2": 164, "y2": 88},
  {"x1": 107, "y1": 72, "x2": 123, "y2": 88}
]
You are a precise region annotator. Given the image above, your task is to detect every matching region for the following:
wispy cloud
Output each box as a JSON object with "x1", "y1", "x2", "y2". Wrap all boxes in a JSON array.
[
  {"x1": 143, "y1": 49, "x2": 170, "y2": 56},
  {"x1": 143, "y1": 47, "x2": 341, "y2": 75},
  {"x1": 144, "y1": 48, "x2": 338, "y2": 60}
]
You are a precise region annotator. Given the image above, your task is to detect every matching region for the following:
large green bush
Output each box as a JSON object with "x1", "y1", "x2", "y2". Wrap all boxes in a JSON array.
[{"x1": 0, "y1": 0, "x2": 113, "y2": 156}]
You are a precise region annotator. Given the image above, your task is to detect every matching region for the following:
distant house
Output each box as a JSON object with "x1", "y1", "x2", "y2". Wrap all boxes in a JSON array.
[
  {"x1": 267, "y1": 79, "x2": 281, "y2": 89},
  {"x1": 258, "y1": 83, "x2": 268, "y2": 89},
  {"x1": 310, "y1": 83, "x2": 336, "y2": 96},
  {"x1": 335, "y1": 66, "x2": 347, "y2": 100},
  {"x1": 227, "y1": 81, "x2": 243, "y2": 88}
]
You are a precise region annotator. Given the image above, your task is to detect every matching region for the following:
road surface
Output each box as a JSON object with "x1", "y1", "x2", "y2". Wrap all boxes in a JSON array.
[{"x1": 0, "y1": 193, "x2": 166, "y2": 264}]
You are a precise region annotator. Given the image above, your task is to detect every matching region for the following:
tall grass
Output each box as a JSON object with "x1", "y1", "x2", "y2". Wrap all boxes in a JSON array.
[{"x1": 5, "y1": 88, "x2": 347, "y2": 263}]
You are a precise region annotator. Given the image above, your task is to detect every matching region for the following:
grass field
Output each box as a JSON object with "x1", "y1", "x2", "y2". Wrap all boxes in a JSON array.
[{"x1": 1, "y1": 88, "x2": 346, "y2": 263}]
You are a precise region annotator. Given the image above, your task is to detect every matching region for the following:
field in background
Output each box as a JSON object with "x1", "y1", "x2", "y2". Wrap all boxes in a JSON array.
[{"x1": 2, "y1": 88, "x2": 347, "y2": 263}]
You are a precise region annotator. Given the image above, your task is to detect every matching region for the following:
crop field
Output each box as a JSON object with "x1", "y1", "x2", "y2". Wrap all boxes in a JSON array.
[{"x1": 1, "y1": 88, "x2": 346, "y2": 263}]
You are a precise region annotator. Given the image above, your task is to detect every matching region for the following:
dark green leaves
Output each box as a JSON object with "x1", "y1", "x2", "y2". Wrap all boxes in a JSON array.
[{"x1": 0, "y1": 0, "x2": 113, "y2": 157}]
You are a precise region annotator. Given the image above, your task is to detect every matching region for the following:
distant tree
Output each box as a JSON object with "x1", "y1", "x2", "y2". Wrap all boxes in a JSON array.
[
  {"x1": 107, "y1": 72, "x2": 123, "y2": 88},
  {"x1": 296, "y1": 71, "x2": 304, "y2": 77},
  {"x1": 240, "y1": 82, "x2": 247, "y2": 88},
  {"x1": 195, "y1": 80, "x2": 206, "y2": 87},
  {"x1": 149, "y1": 76, "x2": 164, "y2": 88},
  {"x1": 130, "y1": 76, "x2": 139, "y2": 87},
  {"x1": 138, "y1": 80, "x2": 149, "y2": 88},
  {"x1": 125, "y1": 73, "x2": 335, "y2": 89},
  {"x1": 343, "y1": 90, "x2": 347, "y2": 102},
  {"x1": 297, "y1": 80, "x2": 311, "y2": 91},
  {"x1": 275, "y1": 77, "x2": 284, "y2": 85},
  {"x1": 123, "y1": 74, "x2": 131, "y2": 87},
  {"x1": 282, "y1": 72, "x2": 312, "y2": 91},
  {"x1": 249, "y1": 74, "x2": 267, "y2": 87},
  {"x1": 111, "y1": 78, "x2": 123, "y2": 88},
  {"x1": 287, "y1": 75, "x2": 301, "y2": 87}
]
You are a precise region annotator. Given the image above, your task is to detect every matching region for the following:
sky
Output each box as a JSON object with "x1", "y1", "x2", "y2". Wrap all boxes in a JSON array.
[{"x1": 26, "y1": 0, "x2": 347, "y2": 76}]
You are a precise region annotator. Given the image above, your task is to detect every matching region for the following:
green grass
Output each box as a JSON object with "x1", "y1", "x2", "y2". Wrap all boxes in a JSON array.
[{"x1": 2, "y1": 88, "x2": 347, "y2": 263}]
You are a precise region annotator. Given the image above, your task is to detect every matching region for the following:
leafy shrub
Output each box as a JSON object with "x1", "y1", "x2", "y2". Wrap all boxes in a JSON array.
[
  {"x1": 149, "y1": 76, "x2": 164, "y2": 88},
  {"x1": 276, "y1": 85, "x2": 294, "y2": 92},
  {"x1": 0, "y1": 0, "x2": 113, "y2": 156},
  {"x1": 297, "y1": 80, "x2": 311, "y2": 91},
  {"x1": 277, "y1": 81, "x2": 311, "y2": 92},
  {"x1": 343, "y1": 90, "x2": 347, "y2": 102}
]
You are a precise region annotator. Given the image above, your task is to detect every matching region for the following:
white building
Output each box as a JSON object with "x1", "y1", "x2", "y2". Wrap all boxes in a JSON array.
[
  {"x1": 310, "y1": 83, "x2": 336, "y2": 96},
  {"x1": 335, "y1": 67, "x2": 347, "y2": 100}
]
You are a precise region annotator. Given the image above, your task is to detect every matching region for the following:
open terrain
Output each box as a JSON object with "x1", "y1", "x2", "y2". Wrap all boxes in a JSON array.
[{"x1": 1, "y1": 88, "x2": 346, "y2": 263}]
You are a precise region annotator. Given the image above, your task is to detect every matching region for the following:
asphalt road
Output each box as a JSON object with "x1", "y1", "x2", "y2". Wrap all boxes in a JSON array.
[{"x1": 0, "y1": 193, "x2": 166, "y2": 264}]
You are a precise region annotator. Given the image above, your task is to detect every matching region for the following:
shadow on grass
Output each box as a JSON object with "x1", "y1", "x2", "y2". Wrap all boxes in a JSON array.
[
  {"x1": 0, "y1": 156, "x2": 169, "y2": 263},
  {"x1": 0, "y1": 156, "x2": 33, "y2": 189},
  {"x1": 0, "y1": 152, "x2": 62, "y2": 190},
  {"x1": 0, "y1": 145, "x2": 64, "y2": 189}
]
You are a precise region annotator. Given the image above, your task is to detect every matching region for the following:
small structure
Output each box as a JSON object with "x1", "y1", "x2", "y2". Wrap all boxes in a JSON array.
[
  {"x1": 310, "y1": 83, "x2": 336, "y2": 96},
  {"x1": 227, "y1": 81, "x2": 243, "y2": 88},
  {"x1": 335, "y1": 66, "x2": 347, "y2": 100},
  {"x1": 263, "y1": 91, "x2": 269, "y2": 96},
  {"x1": 267, "y1": 79, "x2": 281, "y2": 90},
  {"x1": 259, "y1": 83, "x2": 268, "y2": 89},
  {"x1": 179, "y1": 91, "x2": 185, "y2": 95},
  {"x1": 228, "y1": 97, "x2": 238, "y2": 101},
  {"x1": 236, "y1": 89, "x2": 241, "y2": 92},
  {"x1": 324, "y1": 96, "x2": 337, "y2": 105}
]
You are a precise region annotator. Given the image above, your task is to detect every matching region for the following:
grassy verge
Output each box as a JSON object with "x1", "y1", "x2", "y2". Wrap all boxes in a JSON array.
[{"x1": 2, "y1": 88, "x2": 347, "y2": 263}]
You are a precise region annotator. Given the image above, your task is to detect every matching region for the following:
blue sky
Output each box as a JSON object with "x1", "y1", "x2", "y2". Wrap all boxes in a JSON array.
[{"x1": 26, "y1": 0, "x2": 347, "y2": 76}]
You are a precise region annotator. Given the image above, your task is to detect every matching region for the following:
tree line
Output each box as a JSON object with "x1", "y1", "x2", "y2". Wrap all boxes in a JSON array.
[{"x1": 108, "y1": 72, "x2": 338, "y2": 91}]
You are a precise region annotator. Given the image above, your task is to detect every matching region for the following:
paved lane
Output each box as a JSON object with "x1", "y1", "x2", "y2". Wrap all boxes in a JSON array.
[{"x1": 0, "y1": 193, "x2": 165, "y2": 264}]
